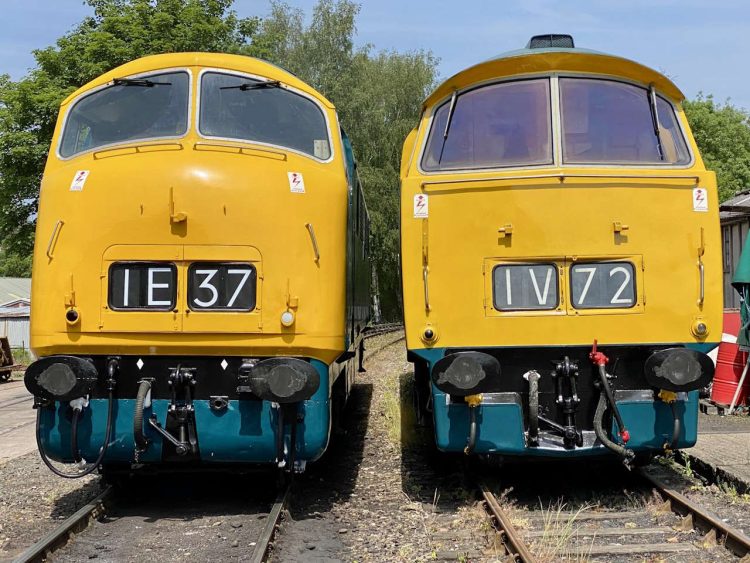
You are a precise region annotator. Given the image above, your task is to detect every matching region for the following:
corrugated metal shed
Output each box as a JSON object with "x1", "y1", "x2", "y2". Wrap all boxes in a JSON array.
[
  {"x1": 0, "y1": 305, "x2": 30, "y2": 349},
  {"x1": 721, "y1": 191, "x2": 750, "y2": 308},
  {"x1": 0, "y1": 277, "x2": 30, "y2": 307}
]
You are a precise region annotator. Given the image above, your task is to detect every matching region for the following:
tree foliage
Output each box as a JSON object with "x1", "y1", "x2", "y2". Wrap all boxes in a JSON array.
[
  {"x1": 256, "y1": 1, "x2": 438, "y2": 318},
  {"x1": 0, "y1": 249, "x2": 32, "y2": 277},
  {"x1": 684, "y1": 95, "x2": 750, "y2": 202}
]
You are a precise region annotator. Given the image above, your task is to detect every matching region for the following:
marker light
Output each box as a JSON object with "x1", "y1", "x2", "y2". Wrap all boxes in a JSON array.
[
  {"x1": 422, "y1": 326, "x2": 437, "y2": 343},
  {"x1": 280, "y1": 310, "x2": 295, "y2": 327},
  {"x1": 691, "y1": 319, "x2": 708, "y2": 337}
]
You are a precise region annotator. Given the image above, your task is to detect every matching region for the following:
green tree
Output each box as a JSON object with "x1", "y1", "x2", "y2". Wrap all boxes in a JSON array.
[
  {"x1": 257, "y1": 1, "x2": 438, "y2": 319},
  {"x1": 684, "y1": 95, "x2": 750, "y2": 202},
  {"x1": 0, "y1": 249, "x2": 32, "y2": 277},
  {"x1": 0, "y1": 0, "x2": 262, "y2": 258}
]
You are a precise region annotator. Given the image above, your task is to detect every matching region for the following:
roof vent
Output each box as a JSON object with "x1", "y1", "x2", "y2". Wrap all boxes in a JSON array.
[{"x1": 526, "y1": 34, "x2": 575, "y2": 49}]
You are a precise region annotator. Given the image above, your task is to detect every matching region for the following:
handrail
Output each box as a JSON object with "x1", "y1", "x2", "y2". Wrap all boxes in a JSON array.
[
  {"x1": 305, "y1": 223, "x2": 320, "y2": 263},
  {"x1": 46, "y1": 220, "x2": 64, "y2": 259}
]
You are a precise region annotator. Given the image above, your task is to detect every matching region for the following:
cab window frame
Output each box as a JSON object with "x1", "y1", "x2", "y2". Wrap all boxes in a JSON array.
[
  {"x1": 416, "y1": 72, "x2": 694, "y2": 175},
  {"x1": 419, "y1": 76, "x2": 555, "y2": 173},
  {"x1": 196, "y1": 68, "x2": 335, "y2": 163},
  {"x1": 558, "y1": 75, "x2": 692, "y2": 167},
  {"x1": 56, "y1": 68, "x2": 192, "y2": 160}
]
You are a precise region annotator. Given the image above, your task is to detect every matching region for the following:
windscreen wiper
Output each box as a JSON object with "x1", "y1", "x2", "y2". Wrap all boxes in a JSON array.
[
  {"x1": 647, "y1": 84, "x2": 665, "y2": 161},
  {"x1": 113, "y1": 78, "x2": 172, "y2": 87},
  {"x1": 220, "y1": 80, "x2": 281, "y2": 91},
  {"x1": 438, "y1": 90, "x2": 458, "y2": 164}
]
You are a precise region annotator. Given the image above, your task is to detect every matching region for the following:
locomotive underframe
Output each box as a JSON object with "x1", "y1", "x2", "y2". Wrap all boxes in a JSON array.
[
  {"x1": 412, "y1": 344, "x2": 701, "y2": 457},
  {"x1": 33, "y1": 354, "x2": 351, "y2": 470}
]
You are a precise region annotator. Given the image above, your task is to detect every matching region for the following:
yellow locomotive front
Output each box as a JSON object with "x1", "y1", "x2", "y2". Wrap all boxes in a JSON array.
[
  {"x1": 25, "y1": 53, "x2": 370, "y2": 476},
  {"x1": 401, "y1": 35, "x2": 720, "y2": 465}
]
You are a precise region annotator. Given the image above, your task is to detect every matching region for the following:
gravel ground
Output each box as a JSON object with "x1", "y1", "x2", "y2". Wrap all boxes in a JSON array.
[
  {"x1": 0, "y1": 452, "x2": 103, "y2": 560},
  {"x1": 699, "y1": 412, "x2": 750, "y2": 434},
  {"x1": 273, "y1": 333, "x2": 500, "y2": 562},
  {"x1": 51, "y1": 473, "x2": 279, "y2": 562}
]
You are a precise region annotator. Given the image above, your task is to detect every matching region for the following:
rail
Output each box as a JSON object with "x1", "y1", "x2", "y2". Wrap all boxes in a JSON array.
[
  {"x1": 249, "y1": 484, "x2": 291, "y2": 563},
  {"x1": 480, "y1": 481, "x2": 537, "y2": 563},
  {"x1": 13, "y1": 486, "x2": 113, "y2": 563},
  {"x1": 480, "y1": 468, "x2": 750, "y2": 562},
  {"x1": 639, "y1": 468, "x2": 750, "y2": 558},
  {"x1": 363, "y1": 323, "x2": 403, "y2": 339}
]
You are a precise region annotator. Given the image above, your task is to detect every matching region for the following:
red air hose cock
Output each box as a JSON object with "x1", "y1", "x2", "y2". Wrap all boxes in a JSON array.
[
  {"x1": 619, "y1": 429, "x2": 630, "y2": 443},
  {"x1": 589, "y1": 339, "x2": 609, "y2": 367}
]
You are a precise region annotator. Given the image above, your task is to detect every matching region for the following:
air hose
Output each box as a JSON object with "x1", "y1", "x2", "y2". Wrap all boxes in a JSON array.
[
  {"x1": 36, "y1": 359, "x2": 117, "y2": 479},
  {"x1": 36, "y1": 388, "x2": 114, "y2": 479},
  {"x1": 464, "y1": 394, "x2": 482, "y2": 454},
  {"x1": 70, "y1": 407, "x2": 83, "y2": 464},
  {"x1": 657, "y1": 390, "x2": 681, "y2": 452},
  {"x1": 593, "y1": 391, "x2": 635, "y2": 468},
  {"x1": 669, "y1": 401, "x2": 680, "y2": 450},
  {"x1": 134, "y1": 380, "x2": 151, "y2": 451},
  {"x1": 465, "y1": 406, "x2": 478, "y2": 454}
]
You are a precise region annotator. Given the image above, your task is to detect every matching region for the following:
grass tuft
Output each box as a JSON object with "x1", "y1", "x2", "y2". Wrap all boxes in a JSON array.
[{"x1": 531, "y1": 500, "x2": 593, "y2": 563}]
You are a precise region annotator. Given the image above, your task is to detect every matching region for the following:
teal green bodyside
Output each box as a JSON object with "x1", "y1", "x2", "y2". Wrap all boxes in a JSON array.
[
  {"x1": 431, "y1": 388, "x2": 698, "y2": 456},
  {"x1": 617, "y1": 391, "x2": 698, "y2": 449},
  {"x1": 432, "y1": 392, "x2": 526, "y2": 452},
  {"x1": 39, "y1": 359, "x2": 332, "y2": 464}
]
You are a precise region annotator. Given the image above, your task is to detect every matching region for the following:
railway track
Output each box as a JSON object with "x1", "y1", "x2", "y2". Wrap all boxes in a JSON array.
[
  {"x1": 363, "y1": 322, "x2": 403, "y2": 339},
  {"x1": 11, "y1": 480, "x2": 291, "y2": 563},
  {"x1": 12, "y1": 486, "x2": 114, "y2": 563},
  {"x1": 249, "y1": 485, "x2": 290, "y2": 563},
  {"x1": 481, "y1": 465, "x2": 750, "y2": 562}
]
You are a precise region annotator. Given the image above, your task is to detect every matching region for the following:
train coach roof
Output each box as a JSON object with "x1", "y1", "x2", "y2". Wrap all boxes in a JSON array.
[
  {"x1": 423, "y1": 47, "x2": 685, "y2": 109},
  {"x1": 61, "y1": 52, "x2": 335, "y2": 109}
]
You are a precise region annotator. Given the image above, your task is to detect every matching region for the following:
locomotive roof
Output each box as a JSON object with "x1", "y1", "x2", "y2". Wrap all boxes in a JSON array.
[
  {"x1": 423, "y1": 47, "x2": 685, "y2": 109},
  {"x1": 60, "y1": 52, "x2": 335, "y2": 109}
]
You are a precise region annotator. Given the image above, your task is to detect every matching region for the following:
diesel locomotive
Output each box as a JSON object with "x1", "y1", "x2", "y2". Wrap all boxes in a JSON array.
[
  {"x1": 400, "y1": 35, "x2": 720, "y2": 466},
  {"x1": 24, "y1": 53, "x2": 370, "y2": 477}
]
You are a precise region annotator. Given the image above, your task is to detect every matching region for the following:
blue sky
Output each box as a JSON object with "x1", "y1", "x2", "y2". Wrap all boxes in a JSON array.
[{"x1": 2, "y1": 0, "x2": 750, "y2": 109}]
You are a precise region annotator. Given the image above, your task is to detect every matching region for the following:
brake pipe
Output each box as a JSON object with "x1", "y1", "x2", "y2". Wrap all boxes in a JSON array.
[
  {"x1": 658, "y1": 390, "x2": 681, "y2": 452},
  {"x1": 464, "y1": 394, "x2": 482, "y2": 454},
  {"x1": 589, "y1": 341, "x2": 630, "y2": 444}
]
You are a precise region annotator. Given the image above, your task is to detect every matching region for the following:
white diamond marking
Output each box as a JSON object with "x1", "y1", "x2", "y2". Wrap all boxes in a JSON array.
[
  {"x1": 220, "y1": 359, "x2": 228, "y2": 371},
  {"x1": 136, "y1": 358, "x2": 144, "y2": 370}
]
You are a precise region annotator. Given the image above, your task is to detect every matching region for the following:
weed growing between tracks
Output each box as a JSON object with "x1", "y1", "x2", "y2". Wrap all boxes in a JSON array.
[{"x1": 533, "y1": 501, "x2": 593, "y2": 562}]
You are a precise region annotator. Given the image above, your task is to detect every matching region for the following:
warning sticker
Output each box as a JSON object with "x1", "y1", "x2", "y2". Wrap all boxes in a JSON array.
[
  {"x1": 693, "y1": 187, "x2": 708, "y2": 212},
  {"x1": 413, "y1": 193, "x2": 428, "y2": 218},
  {"x1": 70, "y1": 170, "x2": 89, "y2": 192},
  {"x1": 288, "y1": 172, "x2": 305, "y2": 194}
]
